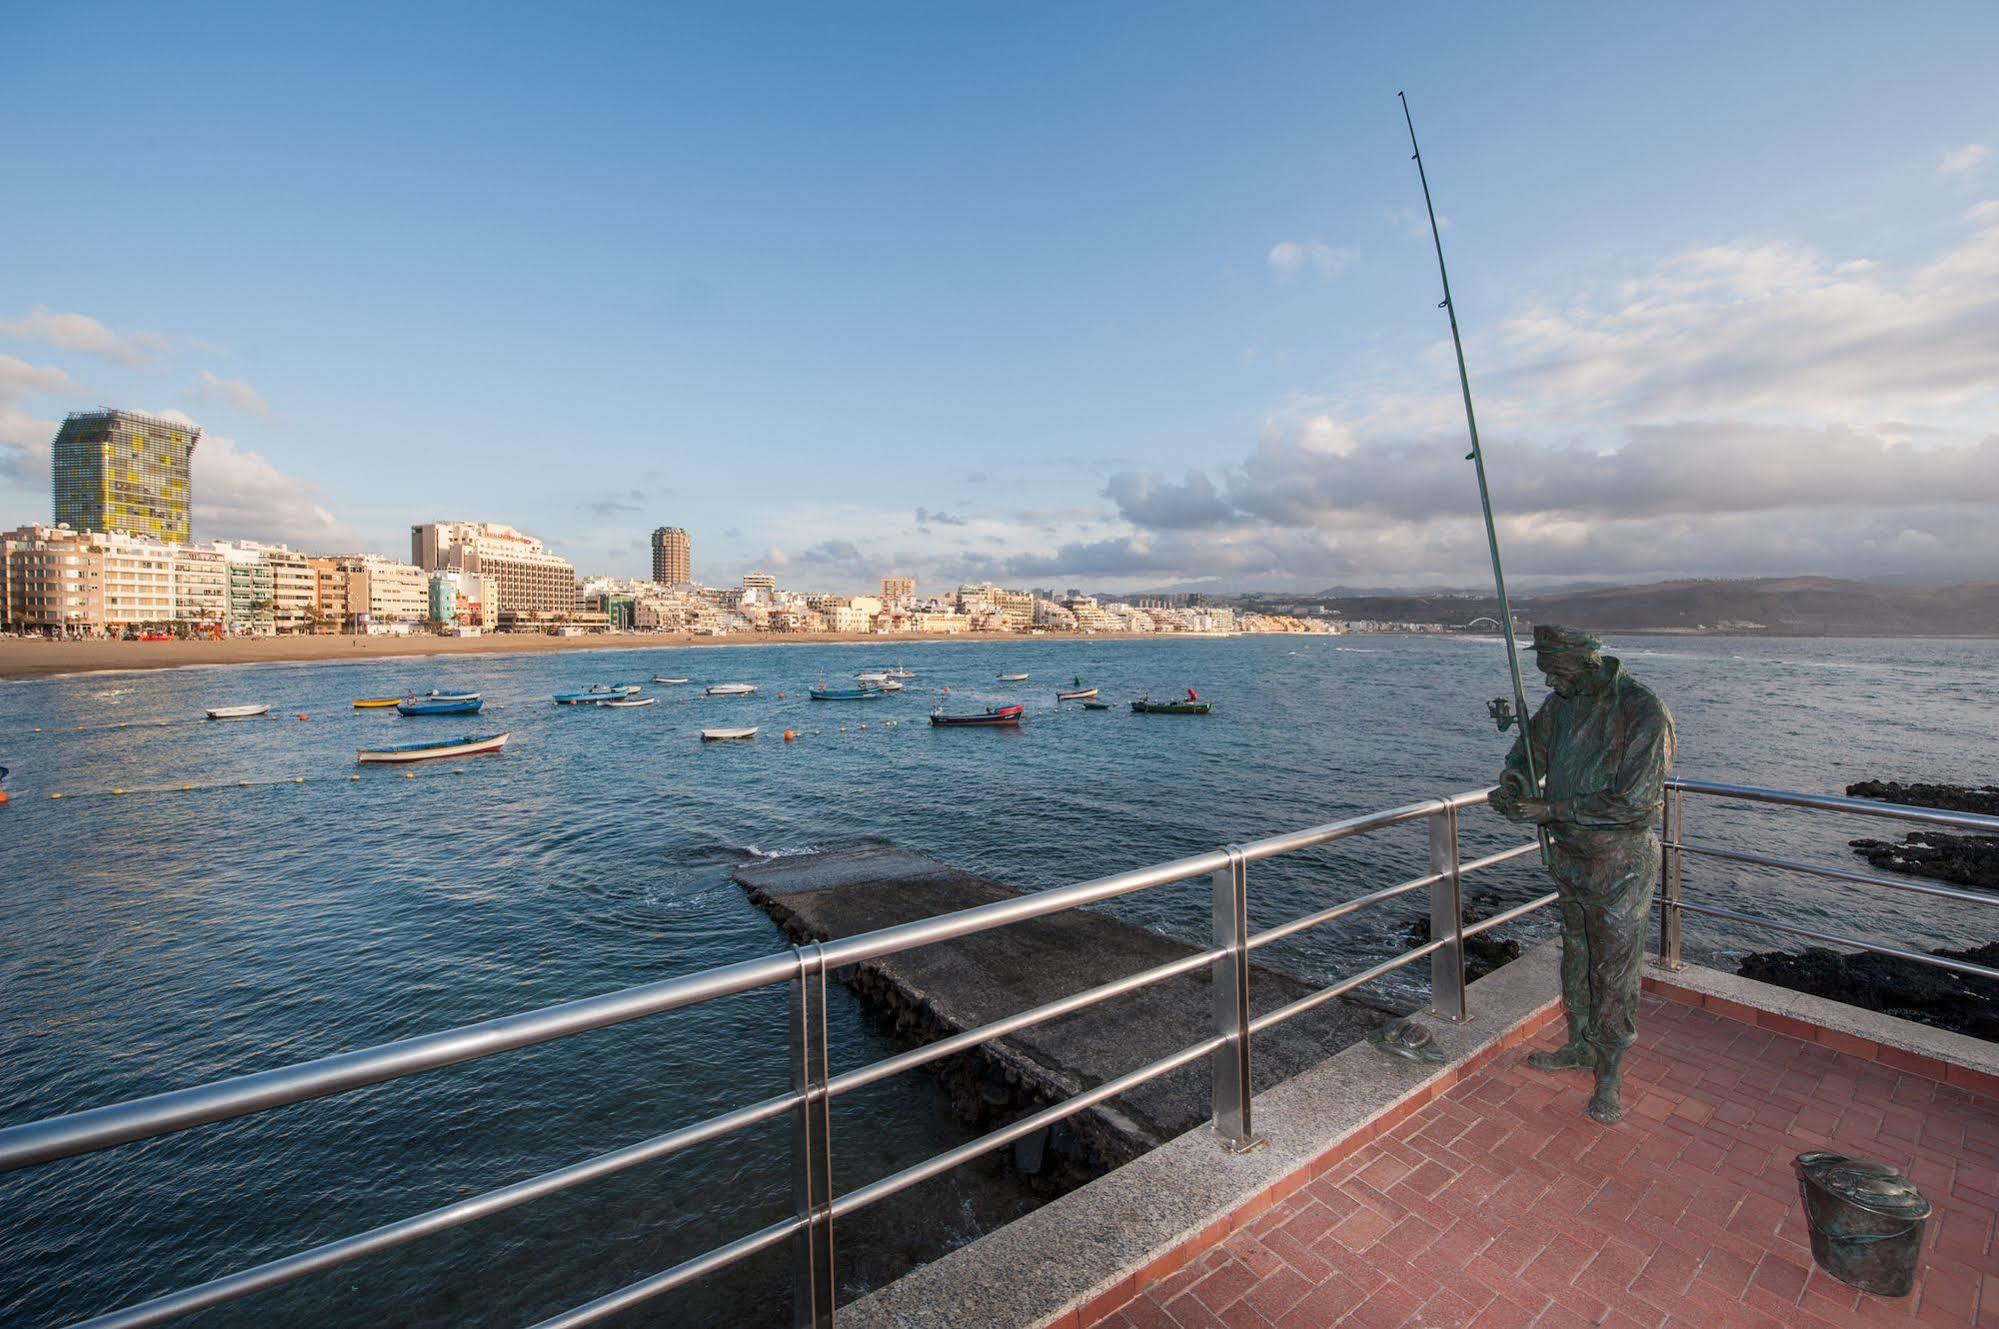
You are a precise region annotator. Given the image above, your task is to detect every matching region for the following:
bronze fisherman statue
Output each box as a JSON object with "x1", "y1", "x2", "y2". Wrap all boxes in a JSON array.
[{"x1": 1491, "y1": 626, "x2": 1676, "y2": 1124}]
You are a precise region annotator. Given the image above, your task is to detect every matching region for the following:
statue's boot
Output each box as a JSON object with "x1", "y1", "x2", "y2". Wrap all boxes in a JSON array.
[
  {"x1": 1585, "y1": 1045, "x2": 1626, "y2": 1125},
  {"x1": 1526, "y1": 1015, "x2": 1596, "y2": 1074}
]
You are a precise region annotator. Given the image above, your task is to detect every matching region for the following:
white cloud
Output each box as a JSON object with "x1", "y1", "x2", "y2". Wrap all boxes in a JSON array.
[
  {"x1": 1066, "y1": 208, "x2": 1999, "y2": 588},
  {"x1": 196, "y1": 370, "x2": 274, "y2": 419},
  {"x1": 0, "y1": 306, "x2": 181, "y2": 366},
  {"x1": 0, "y1": 354, "x2": 77, "y2": 487},
  {"x1": 1268, "y1": 240, "x2": 1357, "y2": 281},
  {"x1": 1940, "y1": 143, "x2": 1989, "y2": 175},
  {"x1": 151, "y1": 409, "x2": 353, "y2": 549}
]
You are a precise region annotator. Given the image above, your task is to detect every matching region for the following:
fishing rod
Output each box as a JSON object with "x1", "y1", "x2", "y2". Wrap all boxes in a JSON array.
[{"x1": 1397, "y1": 91, "x2": 1548, "y2": 862}]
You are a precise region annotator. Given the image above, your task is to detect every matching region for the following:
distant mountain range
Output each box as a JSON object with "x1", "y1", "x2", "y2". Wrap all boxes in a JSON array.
[{"x1": 1254, "y1": 577, "x2": 1999, "y2": 636}]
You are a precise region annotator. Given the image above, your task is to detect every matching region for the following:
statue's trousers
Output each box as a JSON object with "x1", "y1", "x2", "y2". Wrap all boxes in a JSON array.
[{"x1": 1548, "y1": 826, "x2": 1659, "y2": 1055}]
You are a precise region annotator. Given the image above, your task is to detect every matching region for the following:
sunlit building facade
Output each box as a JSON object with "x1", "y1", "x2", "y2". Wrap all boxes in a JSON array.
[
  {"x1": 51, "y1": 410, "x2": 200, "y2": 545},
  {"x1": 650, "y1": 527, "x2": 691, "y2": 585}
]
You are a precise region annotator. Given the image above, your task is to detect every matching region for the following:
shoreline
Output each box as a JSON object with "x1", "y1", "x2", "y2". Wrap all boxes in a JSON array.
[
  {"x1": 0, "y1": 631, "x2": 1238, "y2": 681},
  {"x1": 2, "y1": 626, "x2": 1986, "y2": 682}
]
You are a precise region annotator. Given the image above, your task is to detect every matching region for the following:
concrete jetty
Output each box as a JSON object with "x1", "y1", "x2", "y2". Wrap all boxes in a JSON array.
[{"x1": 733, "y1": 841, "x2": 1387, "y2": 1170}]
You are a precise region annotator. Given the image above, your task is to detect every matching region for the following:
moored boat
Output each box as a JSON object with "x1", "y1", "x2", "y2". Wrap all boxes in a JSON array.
[
  {"x1": 399, "y1": 695, "x2": 484, "y2": 716},
  {"x1": 997, "y1": 673, "x2": 1029, "y2": 682},
  {"x1": 854, "y1": 670, "x2": 890, "y2": 683},
  {"x1": 1082, "y1": 700, "x2": 1112, "y2": 710},
  {"x1": 652, "y1": 676, "x2": 690, "y2": 685},
  {"x1": 206, "y1": 704, "x2": 270, "y2": 720},
  {"x1": 357, "y1": 732, "x2": 509, "y2": 764},
  {"x1": 701, "y1": 726, "x2": 758, "y2": 741},
  {"x1": 421, "y1": 690, "x2": 481, "y2": 703},
  {"x1": 352, "y1": 698, "x2": 402, "y2": 709},
  {"x1": 811, "y1": 685, "x2": 882, "y2": 701},
  {"x1": 930, "y1": 704, "x2": 1025, "y2": 728},
  {"x1": 706, "y1": 683, "x2": 758, "y2": 696},
  {"x1": 1130, "y1": 697, "x2": 1212, "y2": 715},
  {"x1": 886, "y1": 664, "x2": 915, "y2": 679},
  {"x1": 876, "y1": 679, "x2": 904, "y2": 692},
  {"x1": 603, "y1": 696, "x2": 657, "y2": 708},
  {"x1": 1055, "y1": 676, "x2": 1097, "y2": 701}
]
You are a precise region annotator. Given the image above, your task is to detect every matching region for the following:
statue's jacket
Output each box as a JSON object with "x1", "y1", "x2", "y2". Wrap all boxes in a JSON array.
[{"x1": 1503, "y1": 656, "x2": 1677, "y2": 880}]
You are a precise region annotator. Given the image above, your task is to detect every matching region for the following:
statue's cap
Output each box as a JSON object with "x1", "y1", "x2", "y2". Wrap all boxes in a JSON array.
[{"x1": 1531, "y1": 624, "x2": 1601, "y2": 656}]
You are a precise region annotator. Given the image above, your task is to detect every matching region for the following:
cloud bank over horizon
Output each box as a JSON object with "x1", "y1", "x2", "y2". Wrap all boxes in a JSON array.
[{"x1": 5, "y1": 201, "x2": 1998, "y2": 592}]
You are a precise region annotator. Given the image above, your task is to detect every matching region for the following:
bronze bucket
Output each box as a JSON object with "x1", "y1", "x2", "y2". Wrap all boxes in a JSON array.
[{"x1": 1793, "y1": 1152, "x2": 1932, "y2": 1297}]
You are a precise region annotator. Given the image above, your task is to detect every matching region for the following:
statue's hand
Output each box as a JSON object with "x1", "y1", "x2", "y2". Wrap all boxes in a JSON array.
[{"x1": 1506, "y1": 798, "x2": 1558, "y2": 825}]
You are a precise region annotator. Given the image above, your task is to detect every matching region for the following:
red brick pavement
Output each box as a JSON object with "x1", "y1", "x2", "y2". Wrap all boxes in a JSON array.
[{"x1": 1086, "y1": 994, "x2": 1998, "y2": 1328}]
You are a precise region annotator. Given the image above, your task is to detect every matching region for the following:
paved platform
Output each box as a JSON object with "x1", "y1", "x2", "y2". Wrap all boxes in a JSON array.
[{"x1": 1086, "y1": 993, "x2": 1997, "y2": 1328}]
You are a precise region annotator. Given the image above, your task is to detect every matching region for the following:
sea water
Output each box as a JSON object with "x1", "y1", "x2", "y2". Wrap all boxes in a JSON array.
[{"x1": 1, "y1": 635, "x2": 1992, "y2": 1326}]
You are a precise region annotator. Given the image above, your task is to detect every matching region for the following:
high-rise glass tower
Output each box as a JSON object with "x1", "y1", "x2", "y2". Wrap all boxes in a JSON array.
[
  {"x1": 52, "y1": 409, "x2": 200, "y2": 544},
  {"x1": 651, "y1": 526, "x2": 691, "y2": 584}
]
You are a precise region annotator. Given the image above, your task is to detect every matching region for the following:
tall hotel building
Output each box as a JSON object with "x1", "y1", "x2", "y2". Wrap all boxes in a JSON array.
[
  {"x1": 412, "y1": 521, "x2": 576, "y2": 628},
  {"x1": 650, "y1": 526, "x2": 691, "y2": 585},
  {"x1": 52, "y1": 409, "x2": 200, "y2": 544}
]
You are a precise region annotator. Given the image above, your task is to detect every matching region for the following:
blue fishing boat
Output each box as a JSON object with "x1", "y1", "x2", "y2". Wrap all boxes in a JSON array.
[
  {"x1": 398, "y1": 694, "x2": 484, "y2": 716},
  {"x1": 810, "y1": 685, "x2": 882, "y2": 701}
]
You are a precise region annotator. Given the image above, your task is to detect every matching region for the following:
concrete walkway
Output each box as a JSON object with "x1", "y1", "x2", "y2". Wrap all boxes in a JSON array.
[{"x1": 1086, "y1": 993, "x2": 1997, "y2": 1328}]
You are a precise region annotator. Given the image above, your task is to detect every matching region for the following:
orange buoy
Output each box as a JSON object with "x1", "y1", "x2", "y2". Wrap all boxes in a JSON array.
[
  {"x1": 777, "y1": 693, "x2": 786, "y2": 699},
  {"x1": 298, "y1": 713, "x2": 309, "y2": 721},
  {"x1": 784, "y1": 730, "x2": 796, "y2": 742},
  {"x1": 0, "y1": 791, "x2": 10, "y2": 805}
]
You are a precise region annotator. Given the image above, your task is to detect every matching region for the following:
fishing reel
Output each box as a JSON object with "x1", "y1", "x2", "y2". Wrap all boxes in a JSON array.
[{"x1": 1486, "y1": 697, "x2": 1516, "y2": 732}]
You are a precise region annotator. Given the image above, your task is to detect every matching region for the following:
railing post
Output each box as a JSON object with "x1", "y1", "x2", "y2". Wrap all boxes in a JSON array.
[
  {"x1": 791, "y1": 943, "x2": 836, "y2": 1329},
  {"x1": 1659, "y1": 784, "x2": 1685, "y2": 971},
  {"x1": 1426, "y1": 800, "x2": 1467, "y2": 1022},
  {"x1": 1210, "y1": 846, "x2": 1264, "y2": 1153}
]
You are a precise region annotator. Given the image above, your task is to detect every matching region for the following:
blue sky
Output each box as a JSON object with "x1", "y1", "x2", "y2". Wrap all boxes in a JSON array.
[{"x1": 4, "y1": 2, "x2": 1996, "y2": 591}]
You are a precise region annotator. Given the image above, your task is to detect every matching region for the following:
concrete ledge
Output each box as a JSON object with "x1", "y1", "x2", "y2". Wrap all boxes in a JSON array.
[
  {"x1": 842, "y1": 942, "x2": 1564, "y2": 1329},
  {"x1": 1643, "y1": 959, "x2": 1999, "y2": 1100}
]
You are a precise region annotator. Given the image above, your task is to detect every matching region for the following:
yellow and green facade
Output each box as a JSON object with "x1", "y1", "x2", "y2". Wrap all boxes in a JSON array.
[{"x1": 52, "y1": 409, "x2": 199, "y2": 545}]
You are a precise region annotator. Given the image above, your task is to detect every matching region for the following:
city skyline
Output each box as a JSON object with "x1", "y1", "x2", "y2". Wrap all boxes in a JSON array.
[{"x1": 3, "y1": 4, "x2": 1997, "y2": 594}]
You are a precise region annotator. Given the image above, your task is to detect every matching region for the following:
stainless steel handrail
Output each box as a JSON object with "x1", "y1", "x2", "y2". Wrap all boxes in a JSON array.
[
  {"x1": 1671, "y1": 900, "x2": 1999, "y2": 981},
  {"x1": 1655, "y1": 779, "x2": 1999, "y2": 979},
  {"x1": 46, "y1": 774, "x2": 1988, "y2": 1329},
  {"x1": 2, "y1": 786, "x2": 1533, "y2": 1329},
  {"x1": 1667, "y1": 778, "x2": 1999, "y2": 833}
]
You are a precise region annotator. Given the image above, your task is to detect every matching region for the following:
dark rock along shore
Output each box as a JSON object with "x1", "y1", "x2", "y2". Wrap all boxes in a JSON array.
[{"x1": 1732, "y1": 780, "x2": 1999, "y2": 1038}]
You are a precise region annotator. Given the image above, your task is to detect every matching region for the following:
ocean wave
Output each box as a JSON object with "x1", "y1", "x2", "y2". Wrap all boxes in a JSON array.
[{"x1": 739, "y1": 843, "x2": 820, "y2": 860}]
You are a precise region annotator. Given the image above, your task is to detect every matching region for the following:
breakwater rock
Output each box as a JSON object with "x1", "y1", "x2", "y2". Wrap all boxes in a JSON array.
[
  {"x1": 1737, "y1": 943, "x2": 1999, "y2": 1040},
  {"x1": 1845, "y1": 779, "x2": 1999, "y2": 891},
  {"x1": 1848, "y1": 832, "x2": 1999, "y2": 891},
  {"x1": 733, "y1": 841, "x2": 1385, "y2": 1178},
  {"x1": 1845, "y1": 780, "x2": 1999, "y2": 817}
]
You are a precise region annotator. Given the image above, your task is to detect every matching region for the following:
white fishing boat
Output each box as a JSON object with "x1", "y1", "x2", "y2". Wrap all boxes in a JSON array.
[
  {"x1": 854, "y1": 670, "x2": 890, "y2": 683},
  {"x1": 706, "y1": 683, "x2": 758, "y2": 696},
  {"x1": 603, "y1": 696, "x2": 657, "y2": 708},
  {"x1": 701, "y1": 726, "x2": 758, "y2": 741},
  {"x1": 652, "y1": 676, "x2": 690, "y2": 684},
  {"x1": 356, "y1": 732, "x2": 509, "y2": 764},
  {"x1": 886, "y1": 663, "x2": 916, "y2": 679},
  {"x1": 876, "y1": 679, "x2": 904, "y2": 692},
  {"x1": 205, "y1": 704, "x2": 269, "y2": 721},
  {"x1": 997, "y1": 673, "x2": 1029, "y2": 682}
]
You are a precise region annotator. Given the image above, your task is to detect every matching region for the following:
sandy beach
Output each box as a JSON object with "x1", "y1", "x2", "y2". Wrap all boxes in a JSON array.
[{"x1": 0, "y1": 630, "x2": 1197, "y2": 681}]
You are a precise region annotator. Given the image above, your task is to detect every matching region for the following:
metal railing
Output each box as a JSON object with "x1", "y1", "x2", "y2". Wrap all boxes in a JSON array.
[
  {"x1": 1657, "y1": 778, "x2": 1999, "y2": 981},
  {"x1": 0, "y1": 788, "x2": 1546, "y2": 1329},
  {"x1": 14, "y1": 778, "x2": 1985, "y2": 1329}
]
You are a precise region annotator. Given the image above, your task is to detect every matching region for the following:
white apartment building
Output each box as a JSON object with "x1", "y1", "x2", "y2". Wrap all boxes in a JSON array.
[{"x1": 412, "y1": 521, "x2": 577, "y2": 628}]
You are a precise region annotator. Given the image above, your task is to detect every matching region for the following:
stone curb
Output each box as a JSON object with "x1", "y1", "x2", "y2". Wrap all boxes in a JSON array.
[{"x1": 1642, "y1": 959, "x2": 1999, "y2": 1100}]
